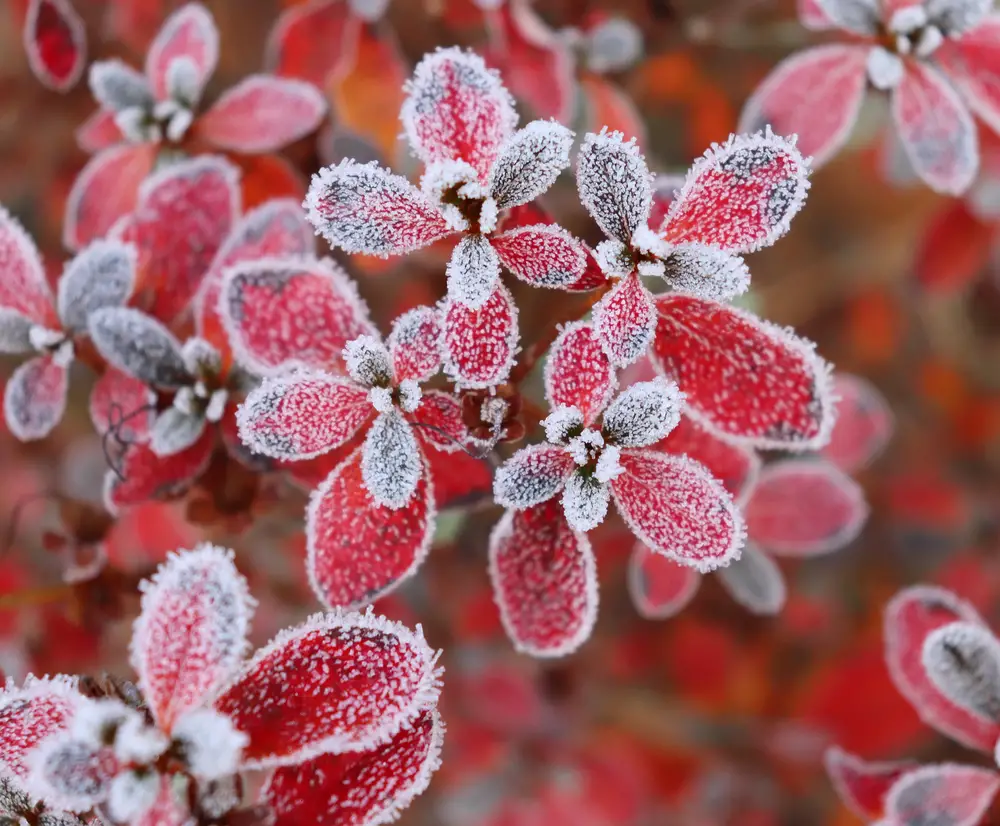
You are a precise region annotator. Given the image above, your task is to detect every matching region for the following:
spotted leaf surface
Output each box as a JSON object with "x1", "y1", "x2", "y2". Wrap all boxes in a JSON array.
[
  {"x1": 57, "y1": 241, "x2": 136, "y2": 335},
  {"x1": 488, "y1": 120, "x2": 573, "y2": 209},
  {"x1": 628, "y1": 542, "x2": 701, "y2": 620},
  {"x1": 593, "y1": 272, "x2": 656, "y2": 367},
  {"x1": 822, "y1": 373, "x2": 894, "y2": 473},
  {"x1": 4, "y1": 356, "x2": 68, "y2": 442},
  {"x1": 88, "y1": 308, "x2": 188, "y2": 388},
  {"x1": 441, "y1": 284, "x2": 518, "y2": 389},
  {"x1": 145, "y1": 2, "x2": 219, "y2": 101},
  {"x1": 883, "y1": 764, "x2": 1000, "y2": 826},
  {"x1": 0, "y1": 677, "x2": 83, "y2": 780},
  {"x1": 603, "y1": 378, "x2": 683, "y2": 448},
  {"x1": 576, "y1": 129, "x2": 652, "y2": 245},
  {"x1": 409, "y1": 391, "x2": 469, "y2": 453},
  {"x1": 492, "y1": 225, "x2": 589, "y2": 289},
  {"x1": 0, "y1": 206, "x2": 52, "y2": 324},
  {"x1": 661, "y1": 245, "x2": 751, "y2": 303},
  {"x1": 26, "y1": 736, "x2": 118, "y2": 813},
  {"x1": 361, "y1": 412, "x2": 423, "y2": 510},
  {"x1": 388, "y1": 307, "x2": 442, "y2": 384},
  {"x1": 24, "y1": 0, "x2": 86, "y2": 92},
  {"x1": 446, "y1": 235, "x2": 501, "y2": 310},
  {"x1": 544, "y1": 322, "x2": 616, "y2": 426},
  {"x1": 494, "y1": 444, "x2": 575, "y2": 510},
  {"x1": 824, "y1": 746, "x2": 918, "y2": 821},
  {"x1": 654, "y1": 415, "x2": 761, "y2": 500}
]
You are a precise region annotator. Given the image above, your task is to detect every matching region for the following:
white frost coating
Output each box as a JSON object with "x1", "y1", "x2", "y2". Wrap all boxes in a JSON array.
[
  {"x1": 493, "y1": 444, "x2": 573, "y2": 509},
  {"x1": 69, "y1": 697, "x2": 132, "y2": 747},
  {"x1": 56, "y1": 240, "x2": 137, "y2": 335},
  {"x1": 344, "y1": 335, "x2": 394, "y2": 387},
  {"x1": 28, "y1": 326, "x2": 64, "y2": 352},
  {"x1": 915, "y1": 26, "x2": 945, "y2": 57},
  {"x1": 587, "y1": 16, "x2": 644, "y2": 74},
  {"x1": 922, "y1": 622, "x2": 1000, "y2": 722},
  {"x1": 594, "y1": 443, "x2": 624, "y2": 483},
  {"x1": 883, "y1": 763, "x2": 1000, "y2": 826},
  {"x1": 867, "y1": 47, "x2": 905, "y2": 90},
  {"x1": 926, "y1": 0, "x2": 992, "y2": 35},
  {"x1": 23, "y1": 737, "x2": 111, "y2": 814},
  {"x1": 88, "y1": 60, "x2": 152, "y2": 114},
  {"x1": 171, "y1": 709, "x2": 247, "y2": 779},
  {"x1": 114, "y1": 107, "x2": 160, "y2": 144},
  {"x1": 145, "y1": 2, "x2": 219, "y2": 100},
  {"x1": 814, "y1": 0, "x2": 880, "y2": 35},
  {"x1": 566, "y1": 428, "x2": 604, "y2": 466},
  {"x1": 542, "y1": 405, "x2": 584, "y2": 444},
  {"x1": 488, "y1": 119, "x2": 574, "y2": 210},
  {"x1": 164, "y1": 107, "x2": 194, "y2": 143},
  {"x1": 149, "y1": 407, "x2": 206, "y2": 457},
  {"x1": 369, "y1": 386, "x2": 394, "y2": 414},
  {"x1": 562, "y1": 474, "x2": 611, "y2": 532},
  {"x1": 716, "y1": 543, "x2": 787, "y2": 615},
  {"x1": 446, "y1": 235, "x2": 501, "y2": 310},
  {"x1": 662, "y1": 245, "x2": 751, "y2": 302},
  {"x1": 890, "y1": 5, "x2": 929, "y2": 33},
  {"x1": 4, "y1": 355, "x2": 68, "y2": 442},
  {"x1": 112, "y1": 712, "x2": 168, "y2": 764},
  {"x1": 397, "y1": 379, "x2": 422, "y2": 413},
  {"x1": 631, "y1": 225, "x2": 670, "y2": 261},
  {"x1": 165, "y1": 56, "x2": 202, "y2": 107},
  {"x1": 0, "y1": 309, "x2": 36, "y2": 354},
  {"x1": 419, "y1": 159, "x2": 477, "y2": 231},
  {"x1": 593, "y1": 239, "x2": 633, "y2": 278},
  {"x1": 479, "y1": 197, "x2": 499, "y2": 234},
  {"x1": 180, "y1": 337, "x2": 221, "y2": 378},
  {"x1": 205, "y1": 389, "x2": 227, "y2": 423},
  {"x1": 361, "y1": 411, "x2": 423, "y2": 509},
  {"x1": 577, "y1": 129, "x2": 653, "y2": 245},
  {"x1": 387, "y1": 305, "x2": 443, "y2": 384},
  {"x1": 106, "y1": 771, "x2": 159, "y2": 823},
  {"x1": 602, "y1": 378, "x2": 684, "y2": 448},
  {"x1": 88, "y1": 307, "x2": 189, "y2": 388},
  {"x1": 439, "y1": 285, "x2": 519, "y2": 390}
]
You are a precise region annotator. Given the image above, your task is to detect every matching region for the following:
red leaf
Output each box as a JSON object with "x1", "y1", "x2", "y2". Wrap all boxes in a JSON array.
[
  {"x1": 387, "y1": 306, "x2": 443, "y2": 384},
  {"x1": 543, "y1": 322, "x2": 617, "y2": 426},
  {"x1": 89, "y1": 368, "x2": 156, "y2": 442},
  {"x1": 75, "y1": 109, "x2": 124, "y2": 153},
  {"x1": 409, "y1": 390, "x2": 469, "y2": 453},
  {"x1": 821, "y1": 373, "x2": 894, "y2": 473},
  {"x1": 824, "y1": 745, "x2": 918, "y2": 821},
  {"x1": 265, "y1": 0, "x2": 354, "y2": 86},
  {"x1": 0, "y1": 677, "x2": 82, "y2": 780},
  {"x1": 0, "y1": 206, "x2": 53, "y2": 325},
  {"x1": 914, "y1": 200, "x2": 993, "y2": 293},
  {"x1": 627, "y1": 542, "x2": 701, "y2": 620},
  {"x1": 654, "y1": 415, "x2": 761, "y2": 500},
  {"x1": 492, "y1": 225, "x2": 589, "y2": 289},
  {"x1": 441, "y1": 284, "x2": 519, "y2": 389},
  {"x1": 593, "y1": 272, "x2": 656, "y2": 367},
  {"x1": 884, "y1": 764, "x2": 1000, "y2": 826},
  {"x1": 23, "y1": 0, "x2": 86, "y2": 92},
  {"x1": 936, "y1": 17, "x2": 1000, "y2": 142},
  {"x1": 145, "y1": 2, "x2": 219, "y2": 102}
]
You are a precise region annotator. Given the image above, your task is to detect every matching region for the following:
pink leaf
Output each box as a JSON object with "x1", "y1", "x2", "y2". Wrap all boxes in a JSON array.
[
  {"x1": 627, "y1": 542, "x2": 701, "y2": 620},
  {"x1": 716, "y1": 542, "x2": 787, "y2": 615},
  {"x1": 4, "y1": 356, "x2": 68, "y2": 442},
  {"x1": 0, "y1": 677, "x2": 82, "y2": 780},
  {"x1": 388, "y1": 306, "x2": 443, "y2": 384},
  {"x1": 654, "y1": 415, "x2": 761, "y2": 501},
  {"x1": 824, "y1": 745, "x2": 918, "y2": 821},
  {"x1": 493, "y1": 444, "x2": 576, "y2": 510},
  {"x1": 265, "y1": 0, "x2": 354, "y2": 85},
  {"x1": 237, "y1": 372, "x2": 373, "y2": 461},
  {"x1": 103, "y1": 430, "x2": 214, "y2": 513},
  {"x1": 307, "y1": 447, "x2": 434, "y2": 609},
  {"x1": 488, "y1": 500, "x2": 599, "y2": 658},
  {"x1": 744, "y1": 459, "x2": 868, "y2": 556},
  {"x1": 822, "y1": 373, "x2": 894, "y2": 473},
  {"x1": 401, "y1": 47, "x2": 518, "y2": 182},
  {"x1": 263, "y1": 708, "x2": 443, "y2": 826},
  {"x1": 89, "y1": 368, "x2": 156, "y2": 442},
  {"x1": 884, "y1": 764, "x2": 1000, "y2": 826},
  {"x1": 26, "y1": 736, "x2": 118, "y2": 813},
  {"x1": 0, "y1": 205, "x2": 53, "y2": 325},
  {"x1": 409, "y1": 390, "x2": 469, "y2": 453},
  {"x1": 197, "y1": 75, "x2": 327, "y2": 154},
  {"x1": 738, "y1": 45, "x2": 869, "y2": 169},
  {"x1": 145, "y1": 2, "x2": 219, "y2": 102},
  {"x1": 23, "y1": 0, "x2": 85, "y2": 92},
  {"x1": 610, "y1": 450, "x2": 745, "y2": 572},
  {"x1": 305, "y1": 161, "x2": 454, "y2": 257},
  {"x1": 661, "y1": 130, "x2": 811, "y2": 253},
  {"x1": 593, "y1": 272, "x2": 657, "y2": 367},
  {"x1": 650, "y1": 294, "x2": 835, "y2": 450},
  {"x1": 221, "y1": 257, "x2": 375, "y2": 377},
  {"x1": 63, "y1": 144, "x2": 157, "y2": 252},
  {"x1": 891, "y1": 61, "x2": 978, "y2": 195},
  {"x1": 543, "y1": 321, "x2": 617, "y2": 426},
  {"x1": 576, "y1": 129, "x2": 652, "y2": 245},
  {"x1": 75, "y1": 109, "x2": 124, "y2": 153},
  {"x1": 441, "y1": 284, "x2": 519, "y2": 389},
  {"x1": 131, "y1": 545, "x2": 253, "y2": 732},
  {"x1": 933, "y1": 16, "x2": 1000, "y2": 147},
  {"x1": 214, "y1": 609, "x2": 441, "y2": 767},
  {"x1": 885, "y1": 586, "x2": 1000, "y2": 752},
  {"x1": 492, "y1": 225, "x2": 589, "y2": 289}
]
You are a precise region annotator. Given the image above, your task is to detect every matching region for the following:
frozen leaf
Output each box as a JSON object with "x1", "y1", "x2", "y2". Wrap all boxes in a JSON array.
[
  {"x1": 544, "y1": 322, "x2": 616, "y2": 426},
  {"x1": 4, "y1": 356, "x2": 68, "y2": 442},
  {"x1": 739, "y1": 46, "x2": 869, "y2": 169},
  {"x1": 197, "y1": 75, "x2": 327, "y2": 154},
  {"x1": 57, "y1": 241, "x2": 136, "y2": 334},
  {"x1": 489, "y1": 500, "x2": 598, "y2": 657},
  {"x1": 813, "y1": 0, "x2": 880, "y2": 34},
  {"x1": 603, "y1": 378, "x2": 683, "y2": 448},
  {"x1": 263, "y1": 708, "x2": 443, "y2": 826},
  {"x1": 661, "y1": 130, "x2": 810, "y2": 254},
  {"x1": 936, "y1": 18, "x2": 1000, "y2": 137},
  {"x1": 89, "y1": 368, "x2": 156, "y2": 441},
  {"x1": 884, "y1": 764, "x2": 1000, "y2": 826},
  {"x1": 0, "y1": 775, "x2": 32, "y2": 817},
  {"x1": 88, "y1": 308, "x2": 188, "y2": 388},
  {"x1": 885, "y1": 586, "x2": 1000, "y2": 752},
  {"x1": 73, "y1": 111, "x2": 124, "y2": 153},
  {"x1": 892, "y1": 61, "x2": 978, "y2": 195},
  {"x1": 221, "y1": 257, "x2": 375, "y2": 377},
  {"x1": 361, "y1": 411, "x2": 423, "y2": 509},
  {"x1": 388, "y1": 307, "x2": 442, "y2": 383},
  {"x1": 149, "y1": 408, "x2": 206, "y2": 458},
  {"x1": 745, "y1": 459, "x2": 868, "y2": 556},
  {"x1": 661, "y1": 245, "x2": 751, "y2": 303},
  {"x1": 576, "y1": 129, "x2": 651, "y2": 245},
  {"x1": 489, "y1": 120, "x2": 573, "y2": 210},
  {"x1": 628, "y1": 542, "x2": 701, "y2": 620},
  {"x1": 26, "y1": 737, "x2": 118, "y2": 813},
  {"x1": 88, "y1": 60, "x2": 152, "y2": 114},
  {"x1": 214, "y1": 609, "x2": 442, "y2": 766},
  {"x1": 237, "y1": 372, "x2": 372, "y2": 461},
  {"x1": 446, "y1": 235, "x2": 501, "y2": 310},
  {"x1": 124, "y1": 775, "x2": 187, "y2": 826},
  {"x1": 491, "y1": 225, "x2": 589, "y2": 288},
  {"x1": 927, "y1": 0, "x2": 992, "y2": 34},
  {"x1": 401, "y1": 47, "x2": 518, "y2": 182},
  {"x1": 799, "y1": 0, "x2": 837, "y2": 28},
  {"x1": 24, "y1": 0, "x2": 86, "y2": 92},
  {"x1": 0, "y1": 205, "x2": 54, "y2": 324},
  {"x1": 922, "y1": 622, "x2": 1000, "y2": 723},
  {"x1": 611, "y1": 450, "x2": 745, "y2": 572},
  {"x1": 655, "y1": 415, "x2": 761, "y2": 500},
  {"x1": 440, "y1": 284, "x2": 519, "y2": 389},
  {"x1": 825, "y1": 746, "x2": 918, "y2": 821},
  {"x1": 106, "y1": 770, "x2": 160, "y2": 823},
  {"x1": 305, "y1": 161, "x2": 453, "y2": 257},
  {"x1": 716, "y1": 543, "x2": 786, "y2": 615},
  {"x1": 308, "y1": 448, "x2": 434, "y2": 609},
  {"x1": 651, "y1": 294, "x2": 835, "y2": 450},
  {"x1": 409, "y1": 391, "x2": 469, "y2": 453},
  {"x1": 0, "y1": 309, "x2": 36, "y2": 354},
  {"x1": 561, "y1": 473, "x2": 611, "y2": 532},
  {"x1": 0, "y1": 677, "x2": 83, "y2": 780},
  {"x1": 494, "y1": 444, "x2": 575, "y2": 510},
  {"x1": 593, "y1": 272, "x2": 657, "y2": 366},
  {"x1": 104, "y1": 431, "x2": 214, "y2": 513},
  {"x1": 145, "y1": 2, "x2": 219, "y2": 102},
  {"x1": 344, "y1": 336, "x2": 393, "y2": 388},
  {"x1": 821, "y1": 373, "x2": 894, "y2": 473}
]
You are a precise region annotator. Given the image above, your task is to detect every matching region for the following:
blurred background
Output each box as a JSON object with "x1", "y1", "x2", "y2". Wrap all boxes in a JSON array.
[{"x1": 3, "y1": 0, "x2": 1000, "y2": 824}]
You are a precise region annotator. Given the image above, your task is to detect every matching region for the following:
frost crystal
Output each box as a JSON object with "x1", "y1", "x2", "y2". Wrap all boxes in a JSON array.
[
  {"x1": 922, "y1": 622, "x2": 1000, "y2": 722},
  {"x1": 361, "y1": 411, "x2": 423, "y2": 509},
  {"x1": 577, "y1": 129, "x2": 652, "y2": 245},
  {"x1": 88, "y1": 60, "x2": 152, "y2": 114},
  {"x1": 662, "y1": 245, "x2": 751, "y2": 302},
  {"x1": 397, "y1": 379, "x2": 422, "y2": 413},
  {"x1": 56, "y1": 240, "x2": 136, "y2": 335},
  {"x1": 567, "y1": 428, "x2": 605, "y2": 466},
  {"x1": 88, "y1": 307, "x2": 189, "y2": 388},
  {"x1": 594, "y1": 444, "x2": 624, "y2": 484},
  {"x1": 542, "y1": 406, "x2": 584, "y2": 444},
  {"x1": 180, "y1": 337, "x2": 221, "y2": 377},
  {"x1": 106, "y1": 770, "x2": 159, "y2": 823},
  {"x1": 112, "y1": 712, "x2": 167, "y2": 765},
  {"x1": 446, "y1": 235, "x2": 501, "y2": 309},
  {"x1": 602, "y1": 378, "x2": 683, "y2": 448},
  {"x1": 494, "y1": 444, "x2": 574, "y2": 509},
  {"x1": 867, "y1": 46, "x2": 905, "y2": 90},
  {"x1": 926, "y1": 0, "x2": 992, "y2": 34},
  {"x1": 344, "y1": 335, "x2": 394, "y2": 387},
  {"x1": 562, "y1": 474, "x2": 610, "y2": 532},
  {"x1": 165, "y1": 56, "x2": 202, "y2": 106},
  {"x1": 172, "y1": 709, "x2": 247, "y2": 780},
  {"x1": 368, "y1": 386, "x2": 394, "y2": 414},
  {"x1": 489, "y1": 120, "x2": 573, "y2": 210}
]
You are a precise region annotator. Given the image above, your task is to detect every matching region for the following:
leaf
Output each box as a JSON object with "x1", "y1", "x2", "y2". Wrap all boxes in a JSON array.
[
  {"x1": 883, "y1": 764, "x2": 1000, "y2": 826},
  {"x1": 4, "y1": 356, "x2": 68, "y2": 442},
  {"x1": 812, "y1": 0, "x2": 880, "y2": 35},
  {"x1": 654, "y1": 415, "x2": 761, "y2": 500},
  {"x1": 57, "y1": 241, "x2": 136, "y2": 335},
  {"x1": 491, "y1": 225, "x2": 589, "y2": 289},
  {"x1": 88, "y1": 308, "x2": 188, "y2": 388},
  {"x1": 145, "y1": 2, "x2": 219, "y2": 102},
  {"x1": 922, "y1": 622, "x2": 1000, "y2": 723},
  {"x1": 824, "y1": 745, "x2": 918, "y2": 821},
  {"x1": 104, "y1": 431, "x2": 214, "y2": 513},
  {"x1": 493, "y1": 444, "x2": 575, "y2": 510},
  {"x1": 936, "y1": 16, "x2": 1000, "y2": 137},
  {"x1": 488, "y1": 119, "x2": 573, "y2": 210},
  {"x1": 0, "y1": 205, "x2": 53, "y2": 324},
  {"x1": 440, "y1": 284, "x2": 519, "y2": 389},
  {"x1": 627, "y1": 542, "x2": 701, "y2": 620},
  {"x1": 360, "y1": 411, "x2": 423, "y2": 510},
  {"x1": 715, "y1": 542, "x2": 787, "y2": 615},
  {"x1": 593, "y1": 272, "x2": 657, "y2": 367},
  {"x1": 576, "y1": 129, "x2": 652, "y2": 246},
  {"x1": 149, "y1": 408, "x2": 206, "y2": 458},
  {"x1": 543, "y1": 322, "x2": 617, "y2": 426},
  {"x1": 387, "y1": 306, "x2": 442, "y2": 384},
  {"x1": 602, "y1": 378, "x2": 683, "y2": 448},
  {"x1": 0, "y1": 677, "x2": 84, "y2": 780},
  {"x1": 89, "y1": 368, "x2": 156, "y2": 442},
  {"x1": 821, "y1": 373, "x2": 894, "y2": 472},
  {"x1": 265, "y1": 0, "x2": 354, "y2": 85},
  {"x1": 445, "y1": 235, "x2": 501, "y2": 310},
  {"x1": 23, "y1": 0, "x2": 86, "y2": 92},
  {"x1": 914, "y1": 200, "x2": 993, "y2": 293}
]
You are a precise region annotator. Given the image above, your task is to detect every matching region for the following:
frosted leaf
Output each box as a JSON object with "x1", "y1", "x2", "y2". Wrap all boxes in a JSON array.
[
  {"x1": 145, "y1": 2, "x2": 219, "y2": 102},
  {"x1": 489, "y1": 501, "x2": 598, "y2": 657},
  {"x1": 180, "y1": 338, "x2": 221, "y2": 378},
  {"x1": 4, "y1": 356, "x2": 68, "y2": 442},
  {"x1": 884, "y1": 764, "x2": 1000, "y2": 826},
  {"x1": 104, "y1": 431, "x2": 214, "y2": 513},
  {"x1": 922, "y1": 622, "x2": 1000, "y2": 723},
  {"x1": 662, "y1": 245, "x2": 751, "y2": 302},
  {"x1": 813, "y1": 0, "x2": 880, "y2": 35},
  {"x1": 110, "y1": 711, "x2": 167, "y2": 764},
  {"x1": 592, "y1": 272, "x2": 657, "y2": 366},
  {"x1": 661, "y1": 129, "x2": 811, "y2": 254},
  {"x1": 0, "y1": 309, "x2": 36, "y2": 354},
  {"x1": 263, "y1": 708, "x2": 443, "y2": 826},
  {"x1": 89, "y1": 368, "x2": 156, "y2": 441},
  {"x1": 934, "y1": 18, "x2": 1000, "y2": 140},
  {"x1": 88, "y1": 60, "x2": 152, "y2": 114},
  {"x1": 165, "y1": 56, "x2": 201, "y2": 106},
  {"x1": 593, "y1": 238, "x2": 633, "y2": 278},
  {"x1": 305, "y1": 161, "x2": 453, "y2": 258},
  {"x1": 716, "y1": 542, "x2": 787, "y2": 615},
  {"x1": 401, "y1": 47, "x2": 518, "y2": 181},
  {"x1": 131, "y1": 545, "x2": 254, "y2": 732},
  {"x1": 561, "y1": 473, "x2": 610, "y2": 532},
  {"x1": 0, "y1": 775, "x2": 31, "y2": 818},
  {"x1": 440, "y1": 284, "x2": 519, "y2": 389},
  {"x1": 446, "y1": 235, "x2": 501, "y2": 310},
  {"x1": 149, "y1": 408, "x2": 206, "y2": 458},
  {"x1": 128, "y1": 775, "x2": 191, "y2": 826},
  {"x1": 543, "y1": 321, "x2": 617, "y2": 425},
  {"x1": 408, "y1": 390, "x2": 468, "y2": 452},
  {"x1": 107, "y1": 771, "x2": 159, "y2": 823},
  {"x1": 344, "y1": 336, "x2": 393, "y2": 388},
  {"x1": 602, "y1": 378, "x2": 683, "y2": 448},
  {"x1": 821, "y1": 373, "x2": 894, "y2": 473},
  {"x1": 0, "y1": 204, "x2": 53, "y2": 324},
  {"x1": 491, "y1": 225, "x2": 589, "y2": 288},
  {"x1": 576, "y1": 129, "x2": 652, "y2": 244},
  {"x1": 307, "y1": 448, "x2": 435, "y2": 609},
  {"x1": 237, "y1": 372, "x2": 372, "y2": 461},
  {"x1": 586, "y1": 16, "x2": 644, "y2": 74},
  {"x1": 824, "y1": 746, "x2": 919, "y2": 822},
  {"x1": 541, "y1": 406, "x2": 584, "y2": 445},
  {"x1": 361, "y1": 411, "x2": 423, "y2": 510},
  {"x1": 494, "y1": 444, "x2": 575, "y2": 510},
  {"x1": 488, "y1": 120, "x2": 573, "y2": 210},
  {"x1": 25, "y1": 737, "x2": 117, "y2": 813},
  {"x1": 927, "y1": 0, "x2": 993, "y2": 34},
  {"x1": 387, "y1": 306, "x2": 442, "y2": 383},
  {"x1": 0, "y1": 676, "x2": 84, "y2": 781},
  {"x1": 868, "y1": 46, "x2": 905, "y2": 90},
  {"x1": 214, "y1": 609, "x2": 443, "y2": 766},
  {"x1": 88, "y1": 308, "x2": 188, "y2": 388},
  {"x1": 611, "y1": 450, "x2": 745, "y2": 572},
  {"x1": 627, "y1": 542, "x2": 701, "y2": 620},
  {"x1": 23, "y1": 0, "x2": 86, "y2": 93},
  {"x1": 171, "y1": 709, "x2": 247, "y2": 779},
  {"x1": 56, "y1": 241, "x2": 136, "y2": 334}
]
